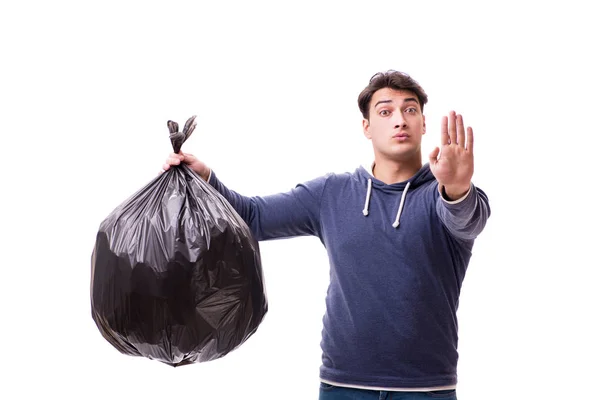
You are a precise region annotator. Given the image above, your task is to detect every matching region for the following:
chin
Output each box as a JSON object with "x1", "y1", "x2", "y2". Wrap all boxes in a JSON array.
[{"x1": 384, "y1": 149, "x2": 421, "y2": 162}]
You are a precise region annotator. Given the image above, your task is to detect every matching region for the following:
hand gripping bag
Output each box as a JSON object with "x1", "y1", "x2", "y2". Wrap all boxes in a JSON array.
[{"x1": 90, "y1": 116, "x2": 267, "y2": 366}]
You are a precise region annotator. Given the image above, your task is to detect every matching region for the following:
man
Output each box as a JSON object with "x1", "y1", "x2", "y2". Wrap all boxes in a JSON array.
[{"x1": 163, "y1": 71, "x2": 490, "y2": 399}]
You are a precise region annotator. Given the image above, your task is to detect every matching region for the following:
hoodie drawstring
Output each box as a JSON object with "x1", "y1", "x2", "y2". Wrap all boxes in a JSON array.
[
  {"x1": 392, "y1": 181, "x2": 410, "y2": 228},
  {"x1": 362, "y1": 179, "x2": 411, "y2": 228},
  {"x1": 362, "y1": 178, "x2": 373, "y2": 216}
]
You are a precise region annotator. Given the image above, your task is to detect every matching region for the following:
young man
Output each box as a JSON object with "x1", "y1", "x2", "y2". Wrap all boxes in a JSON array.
[{"x1": 163, "y1": 71, "x2": 490, "y2": 400}]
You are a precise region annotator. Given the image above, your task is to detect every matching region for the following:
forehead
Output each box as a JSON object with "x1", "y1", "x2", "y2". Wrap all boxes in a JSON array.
[{"x1": 371, "y1": 88, "x2": 417, "y2": 107}]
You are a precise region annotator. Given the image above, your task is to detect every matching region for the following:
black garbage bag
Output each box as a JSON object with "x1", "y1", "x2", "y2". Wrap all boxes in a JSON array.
[{"x1": 90, "y1": 116, "x2": 267, "y2": 367}]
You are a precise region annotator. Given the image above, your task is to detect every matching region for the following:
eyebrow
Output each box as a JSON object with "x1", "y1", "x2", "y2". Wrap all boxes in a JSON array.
[{"x1": 373, "y1": 97, "x2": 419, "y2": 108}]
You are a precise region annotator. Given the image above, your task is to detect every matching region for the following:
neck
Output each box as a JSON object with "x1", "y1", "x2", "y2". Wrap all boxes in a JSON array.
[{"x1": 372, "y1": 156, "x2": 422, "y2": 185}]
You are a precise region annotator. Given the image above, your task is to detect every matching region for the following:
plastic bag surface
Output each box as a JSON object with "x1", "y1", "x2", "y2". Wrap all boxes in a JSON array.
[{"x1": 90, "y1": 116, "x2": 267, "y2": 366}]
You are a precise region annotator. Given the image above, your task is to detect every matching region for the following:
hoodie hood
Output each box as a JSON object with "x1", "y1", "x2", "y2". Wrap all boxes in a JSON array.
[{"x1": 356, "y1": 163, "x2": 436, "y2": 228}]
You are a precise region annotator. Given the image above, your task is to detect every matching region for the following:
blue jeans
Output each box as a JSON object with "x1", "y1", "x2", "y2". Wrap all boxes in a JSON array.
[{"x1": 318, "y1": 383, "x2": 457, "y2": 400}]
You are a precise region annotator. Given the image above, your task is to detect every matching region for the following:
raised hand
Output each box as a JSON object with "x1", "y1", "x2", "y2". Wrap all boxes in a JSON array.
[{"x1": 428, "y1": 111, "x2": 474, "y2": 200}]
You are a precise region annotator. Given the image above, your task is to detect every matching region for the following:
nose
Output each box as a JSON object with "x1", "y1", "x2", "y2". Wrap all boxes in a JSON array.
[{"x1": 393, "y1": 110, "x2": 407, "y2": 129}]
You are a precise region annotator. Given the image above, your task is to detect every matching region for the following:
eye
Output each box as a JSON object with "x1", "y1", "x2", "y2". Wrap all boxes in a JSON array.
[
  {"x1": 379, "y1": 109, "x2": 390, "y2": 116},
  {"x1": 405, "y1": 107, "x2": 417, "y2": 114}
]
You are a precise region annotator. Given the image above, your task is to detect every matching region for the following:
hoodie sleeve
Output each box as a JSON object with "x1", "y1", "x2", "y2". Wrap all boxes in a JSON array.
[
  {"x1": 435, "y1": 183, "x2": 491, "y2": 241},
  {"x1": 208, "y1": 171, "x2": 326, "y2": 241}
]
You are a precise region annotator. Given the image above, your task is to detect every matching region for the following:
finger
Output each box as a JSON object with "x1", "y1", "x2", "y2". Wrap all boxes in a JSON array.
[
  {"x1": 162, "y1": 163, "x2": 170, "y2": 171},
  {"x1": 467, "y1": 126, "x2": 474, "y2": 153},
  {"x1": 441, "y1": 116, "x2": 450, "y2": 146},
  {"x1": 456, "y1": 114, "x2": 465, "y2": 148},
  {"x1": 448, "y1": 111, "x2": 457, "y2": 144},
  {"x1": 167, "y1": 156, "x2": 181, "y2": 166},
  {"x1": 429, "y1": 147, "x2": 440, "y2": 165}
]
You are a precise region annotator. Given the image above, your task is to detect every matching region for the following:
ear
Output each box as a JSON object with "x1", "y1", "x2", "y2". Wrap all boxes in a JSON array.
[
  {"x1": 422, "y1": 114, "x2": 426, "y2": 135},
  {"x1": 362, "y1": 118, "x2": 371, "y2": 139}
]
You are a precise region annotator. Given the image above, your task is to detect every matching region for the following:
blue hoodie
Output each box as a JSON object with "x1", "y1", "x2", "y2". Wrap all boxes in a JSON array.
[{"x1": 207, "y1": 163, "x2": 490, "y2": 389}]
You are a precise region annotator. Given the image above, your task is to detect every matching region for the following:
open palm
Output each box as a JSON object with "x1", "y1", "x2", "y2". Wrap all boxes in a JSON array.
[{"x1": 429, "y1": 111, "x2": 474, "y2": 198}]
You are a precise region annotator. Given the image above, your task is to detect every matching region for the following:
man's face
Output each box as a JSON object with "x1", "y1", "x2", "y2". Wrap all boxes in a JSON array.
[{"x1": 363, "y1": 88, "x2": 426, "y2": 162}]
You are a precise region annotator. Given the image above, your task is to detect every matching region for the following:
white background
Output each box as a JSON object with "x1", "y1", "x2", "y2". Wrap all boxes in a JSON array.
[{"x1": 1, "y1": 1, "x2": 599, "y2": 399}]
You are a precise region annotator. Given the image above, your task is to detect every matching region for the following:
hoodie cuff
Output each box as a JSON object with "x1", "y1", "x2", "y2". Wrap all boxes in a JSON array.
[{"x1": 439, "y1": 183, "x2": 473, "y2": 204}]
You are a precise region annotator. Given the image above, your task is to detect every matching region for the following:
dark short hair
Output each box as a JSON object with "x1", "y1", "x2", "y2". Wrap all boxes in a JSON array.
[{"x1": 358, "y1": 70, "x2": 428, "y2": 119}]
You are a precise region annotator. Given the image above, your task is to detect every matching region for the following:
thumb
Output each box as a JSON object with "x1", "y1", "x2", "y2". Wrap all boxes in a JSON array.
[
  {"x1": 429, "y1": 147, "x2": 440, "y2": 165},
  {"x1": 181, "y1": 152, "x2": 197, "y2": 165}
]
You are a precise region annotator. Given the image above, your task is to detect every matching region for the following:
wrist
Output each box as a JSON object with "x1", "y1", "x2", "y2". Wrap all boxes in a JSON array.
[
  {"x1": 200, "y1": 168, "x2": 211, "y2": 182},
  {"x1": 442, "y1": 183, "x2": 471, "y2": 201}
]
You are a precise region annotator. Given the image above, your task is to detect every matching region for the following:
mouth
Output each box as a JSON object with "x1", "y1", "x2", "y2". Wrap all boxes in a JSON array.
[{"x1": 393, "y1": 133, "x2": 409, "y2": 140}]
